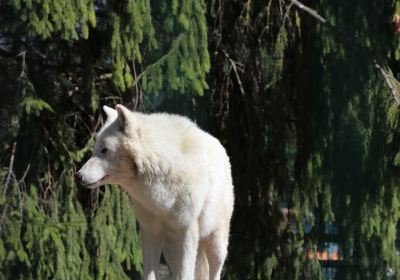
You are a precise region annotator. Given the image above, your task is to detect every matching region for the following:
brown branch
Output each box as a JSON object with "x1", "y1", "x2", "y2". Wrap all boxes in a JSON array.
[
  {"x1": 0, "y1": 46, "x2": 20, "y2": 57},
  {"x1": 18, "y1": 163, "x2": 30, "y2": 183},
  {"x1": 132, "y1": 60, "x2": 143, "y2": 111},
  {"x1": 289, "y1": 0, "x2": 326, "y2": 24},
  {"x1": 229, "y1": 58, "x2": 246, "y2": 96},
  {"x1": 3, "y1": 141, "x2": 17, "y2": 198},
  {"x1": 222, "y1": 49, "x2": 246, "y2": 96}
]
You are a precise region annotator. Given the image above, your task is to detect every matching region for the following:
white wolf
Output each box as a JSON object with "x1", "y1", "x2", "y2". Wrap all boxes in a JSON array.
[{"x1": 76, "y1": 105, "x2": 234, "y2": 280}]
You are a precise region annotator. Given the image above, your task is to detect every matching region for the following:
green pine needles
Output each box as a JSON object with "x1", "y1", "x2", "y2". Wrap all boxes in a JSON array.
[
  {"x1": 0, "y1": 0, "x2": 210, "y2": 279},
  {"x1": 5, "y1": 0, "x2": 209, "y2": 95},
  {"x1": 0, "y1": 172, "x2": 142, "y2": 279},
  {"x1": 4, "y1": 0, "x2": 400, "y2": 279}
]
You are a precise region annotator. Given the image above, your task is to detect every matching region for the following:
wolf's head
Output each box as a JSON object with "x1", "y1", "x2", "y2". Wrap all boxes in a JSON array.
[{"x1": 75, "y1": 104, "x2": 139, "y2": 189}]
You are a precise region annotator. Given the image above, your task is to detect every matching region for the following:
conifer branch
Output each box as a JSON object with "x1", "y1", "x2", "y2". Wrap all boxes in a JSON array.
[
  {"x1": 133, "y1": 33, "x2": 186, "y2": 86},
  {"x1": 375, "y1": 64, "x2": 400, "y2": 106},
  {"x1": 0, "y1": 205, "x2": 9, "y2": 235},
  {"x1": 1, "y1": 141, "x2": 17, "y2": 235}
]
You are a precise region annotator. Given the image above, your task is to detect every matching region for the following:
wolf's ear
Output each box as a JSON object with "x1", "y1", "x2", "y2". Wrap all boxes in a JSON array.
[
  {"x1": 103, "y1": 105, "x2": 117, "y2": 120},
  {"x1": 115, "y1": 104, "x2": 137, "y2": 135}
]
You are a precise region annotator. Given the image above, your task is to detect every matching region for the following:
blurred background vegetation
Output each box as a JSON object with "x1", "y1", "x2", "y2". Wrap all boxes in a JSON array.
[{"x1": 1, "y1": 0, "x2": 400, "y2": 279}]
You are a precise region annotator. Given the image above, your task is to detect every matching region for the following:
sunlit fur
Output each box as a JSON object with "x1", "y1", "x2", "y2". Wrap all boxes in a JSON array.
[{"x1": 77, "y1": 104, "x2": 234, "y2": 280}]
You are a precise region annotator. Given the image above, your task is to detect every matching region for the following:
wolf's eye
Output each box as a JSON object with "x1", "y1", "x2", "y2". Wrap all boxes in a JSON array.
[{"x1": 100, "y1": 148, "x2": 108, "y2": 154}]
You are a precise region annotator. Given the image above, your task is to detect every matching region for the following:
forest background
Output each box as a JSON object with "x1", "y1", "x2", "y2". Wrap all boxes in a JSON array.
[{"x1": 1, "y1": 0, "x2": 400, "y2": 279}]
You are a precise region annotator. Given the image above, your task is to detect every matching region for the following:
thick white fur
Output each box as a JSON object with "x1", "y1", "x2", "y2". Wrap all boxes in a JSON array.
[{"x1": 77, "y1": 105, "x2": 234, "y2": 280}]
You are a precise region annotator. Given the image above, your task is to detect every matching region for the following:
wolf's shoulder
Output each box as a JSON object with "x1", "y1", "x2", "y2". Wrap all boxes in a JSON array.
[
  {"x1": 135, "y1": 112, "x2": 198, "y2": 132},
  {"x1": 134, "y1": 112, "x2": 221, "y2": 152}
]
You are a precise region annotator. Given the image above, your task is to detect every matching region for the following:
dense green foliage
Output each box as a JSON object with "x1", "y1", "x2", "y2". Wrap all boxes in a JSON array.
[
  {"x1": 2, "y1": 0, "x2": 400, "y2": 279},
  {"x1": 209, "y1": 0, "x2": 400, "y2": 279},
  {"x1": 0, "y1": 0, "x2": 208, "y2": 278},
  {"x1": 312, "y1": 1, "x2": 400, "y2": 279}
]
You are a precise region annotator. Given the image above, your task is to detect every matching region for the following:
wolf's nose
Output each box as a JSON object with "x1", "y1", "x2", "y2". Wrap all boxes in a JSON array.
[{"x1": 75, "y1": 172, "x2": 82, "y2": 182}]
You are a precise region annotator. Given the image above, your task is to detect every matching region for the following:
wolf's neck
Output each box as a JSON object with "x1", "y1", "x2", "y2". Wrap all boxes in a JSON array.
[
  {"x1": 124, "y1": 138, "x2": 171, "y2": 177},
  {"x1": 119, "y1": 172, "x2": 168, "y2": 204},
  {"x1": 119, "y1": 178, "x2": 141, "y2": 201},
  {"x1": 139, "y1": 156, "x2": 170, "y2": 177}
]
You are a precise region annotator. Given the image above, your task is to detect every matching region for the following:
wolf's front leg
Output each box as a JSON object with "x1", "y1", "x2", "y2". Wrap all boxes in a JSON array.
[
  {"x1": 141, "y1": 228, "x2": 163, "y2": 280},
  {"x1": 173, "y1": 223, "x2": 199, "y2": 280}
]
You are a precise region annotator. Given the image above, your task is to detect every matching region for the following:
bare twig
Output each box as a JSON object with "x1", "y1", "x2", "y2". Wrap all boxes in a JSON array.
[
  {"x1": 19, "y1": 51, "x2": 27, "y2": 77},
  {"x1": 283, "y1": 0, "x2": 296, "y2": 27},
  {"x1": 229, "y1": 59, "x2": 246, "y2": 96},
  {"x1": 375, "y1": 64, "x2": 400, "y2": 105},
  {"x1": 3, "y1": 141, "x2": 17, "y2": 198},
  {"x1": 132, "y1": 60, "x2": 142, "y2": 110},
  {"x1": 0, "y1": 47, "x2": 21, "y2": 58},
  {"x1": 30, "y1": 47, "x2": 47, "y2": 60},
  {"x1": 98, "y1": 73, "x2": 112, "y2": 80},
  {"x1": 18, "y1": 163, "x2": 30, "y2": 183},
  {"x1": 0, "y1": 205, "x2": 9, "y2": 235},
  {"x1": 289, "y1": 0, "x2": 326, "y2": 24},
  {"x1": 222, "y1": 50, "x2": 246, "y2": 96}
]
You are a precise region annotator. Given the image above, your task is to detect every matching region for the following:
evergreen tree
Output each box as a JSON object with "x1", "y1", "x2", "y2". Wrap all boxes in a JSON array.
[
  {"x1": 208, "y1": 0, "x2": 400, "y2": 279},
  {"x1": 0, "y1": 0, "x2": 209, "y2": 278},
  {"x1": 2, "y1": 0, "x2": 400, "y2": 279}
]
